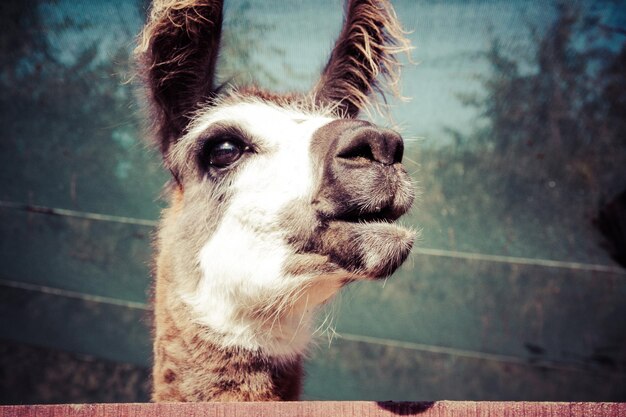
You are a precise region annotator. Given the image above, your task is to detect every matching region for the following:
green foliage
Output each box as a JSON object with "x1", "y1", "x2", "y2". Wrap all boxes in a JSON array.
[
  {"x1": 0, "y1": 0, "x2": 294, "y2": 218},
  {"x1": 410, "y1": 1, "x2": 626, "y2": 260},
  {"x1": 0, "y1": 0, "x2": 167, "y2": 218},
  {"x1": 461, "y1": 2, "x2": 625, "y2": 199}
]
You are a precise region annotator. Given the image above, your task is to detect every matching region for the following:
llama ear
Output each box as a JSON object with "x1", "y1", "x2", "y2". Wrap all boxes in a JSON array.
[
  {"x1": 136, "y1": 0, "x2": 224, "y2": 155},
  {"x1": 313, "y1": 0, "x2": 411, "y2": 118}
]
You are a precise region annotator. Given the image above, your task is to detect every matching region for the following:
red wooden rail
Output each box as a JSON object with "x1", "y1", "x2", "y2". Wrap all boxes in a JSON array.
[{"x1": 1, "y1": 402, "x2": 624, "y2": 417}]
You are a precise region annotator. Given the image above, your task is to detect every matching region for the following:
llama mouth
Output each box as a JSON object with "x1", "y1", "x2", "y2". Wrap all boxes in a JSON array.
[
  {"x1": 318, "y1": 214, "x2": 415, "y2": 279},
  {"x1": 334, "y1": 205, "x2": 404, "y2": 225}
]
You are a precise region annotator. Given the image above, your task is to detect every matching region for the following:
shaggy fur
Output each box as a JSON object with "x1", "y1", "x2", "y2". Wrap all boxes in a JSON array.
[
  {"x1": 313, "y1": 0, "x2": 413, "y2": 117},
  {"x1": 137, "y1": 0, "x2": 224, "y2": 154},
  {"x1": 137, "y1": 0, "x2": 415, "y2": 402},
  {"x1": 152, "y1": 189, "x2": 302, "y2": 401}
]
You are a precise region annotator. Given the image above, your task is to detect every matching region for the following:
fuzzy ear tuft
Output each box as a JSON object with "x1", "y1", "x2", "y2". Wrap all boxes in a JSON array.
[
  {"x1": 313, "y1": 0, "x2": 412, "y2": 118},
  {"x1": 136, "y1": 0, "x2": 224, "y2": 155}
]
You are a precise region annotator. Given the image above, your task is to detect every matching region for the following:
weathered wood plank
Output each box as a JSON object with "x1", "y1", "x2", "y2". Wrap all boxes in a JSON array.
[
  {"x1": 2, "y1": 205, "x2": 625, "y2": 371},
  {"x1": 0, "y1": 209, "x2": 152, "y2": 303},
  {"x1": 337, "y1": 256, "x2": 626, "y2": 372},
  {"x1": 304, "y1": 338, "x2": 626, "y2": 401},
  {"x1": 0, "y1": 341, "x2": 150, "y2": 405},
  {"x1": 0, "y1": 286, "x2": 150, "y2": 366},
  {"x1": 1, "y1": 334, "x2": 624, "y2": 403},
  {"x1": 1, "y1": 401, "x2": 624, "y2": 417},
  {"x1": 2, "y1": 277, "x2": 625, "y2": 401}
]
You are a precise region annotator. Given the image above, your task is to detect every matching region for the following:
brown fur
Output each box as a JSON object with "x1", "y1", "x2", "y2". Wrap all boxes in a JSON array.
[
  {"x1": 152, "y1": 188, "x2": 302, "y2": 401},
  {"x1": 139, "y1": 0, "x2": 414, "y2": 402}
]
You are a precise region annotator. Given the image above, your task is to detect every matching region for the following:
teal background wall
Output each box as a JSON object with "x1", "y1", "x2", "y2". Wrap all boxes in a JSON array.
[{"x1": 0, "y1": 0, "x2": 625, "y2": 403}]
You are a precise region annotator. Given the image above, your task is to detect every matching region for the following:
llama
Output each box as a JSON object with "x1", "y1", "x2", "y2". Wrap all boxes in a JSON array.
[{"x1": 136, "y1": 0, "x2": 416, "y2": 401}]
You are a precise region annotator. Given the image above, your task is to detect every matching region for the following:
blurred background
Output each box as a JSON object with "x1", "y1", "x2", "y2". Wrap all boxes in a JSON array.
[{"x1": 0, "y1": 0, "x2": 625, "y2": 404}]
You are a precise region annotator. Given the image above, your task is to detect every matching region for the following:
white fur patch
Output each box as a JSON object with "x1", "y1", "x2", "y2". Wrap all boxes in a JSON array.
[{"x1": 181, "y1": 101, "x2": 335, "y2": 358}]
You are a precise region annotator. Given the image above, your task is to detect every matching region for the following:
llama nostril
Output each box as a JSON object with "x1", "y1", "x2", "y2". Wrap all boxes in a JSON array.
[
  {"x1": 337, "y1": 141, "x2": 376, "y2": 162},
  {"x1": 393, "y1": 138, "x2": 404, "y2": 164},
  {"x1": 336, "y1": 126, "x2": 404, "y2": 166}
]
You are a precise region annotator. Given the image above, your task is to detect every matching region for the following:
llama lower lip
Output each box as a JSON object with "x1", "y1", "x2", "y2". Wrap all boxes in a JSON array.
[{"x1": 326, "y1": 220, "x2": 415, "y2": 279}]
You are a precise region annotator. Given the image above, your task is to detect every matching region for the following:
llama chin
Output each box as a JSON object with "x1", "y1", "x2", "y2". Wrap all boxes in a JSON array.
[{"x1": 137, "y1": 0, "x2": 415, "y2": 402}]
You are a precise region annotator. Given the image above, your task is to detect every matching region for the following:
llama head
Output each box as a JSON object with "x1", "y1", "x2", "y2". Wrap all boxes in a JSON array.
[{"x1": 137, "y1": 0, "x2": 416, "y2": 357}]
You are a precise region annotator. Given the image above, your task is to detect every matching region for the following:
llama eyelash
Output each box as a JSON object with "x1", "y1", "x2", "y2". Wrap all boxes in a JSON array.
[{"x1": 137, "y1": 0, "x2": 416, "y2": 402}]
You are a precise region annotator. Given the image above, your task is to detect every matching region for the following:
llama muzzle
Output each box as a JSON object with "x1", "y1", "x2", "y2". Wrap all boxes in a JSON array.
[{"x1": 307, "y1": 119, "x2": 416, "y2": 279}]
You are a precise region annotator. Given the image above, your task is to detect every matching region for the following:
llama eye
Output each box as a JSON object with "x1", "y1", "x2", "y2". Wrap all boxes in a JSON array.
[{"x1": 205, "y1": 140, "x2": 245, "y2": 168}]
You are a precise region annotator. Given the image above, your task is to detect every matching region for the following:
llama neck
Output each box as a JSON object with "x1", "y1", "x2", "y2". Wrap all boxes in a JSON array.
[
  {"x1": 152, "y1": 282, "x2": 303, "y2": 401},
  {"x1": 151, "y1": 189, "x2": 315, "y2": 401}
]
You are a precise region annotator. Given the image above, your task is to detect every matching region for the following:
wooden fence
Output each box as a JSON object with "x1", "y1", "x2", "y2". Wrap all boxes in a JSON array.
[{"x1": 1, "y1": 402, "x2": 625, "y2": 417}]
